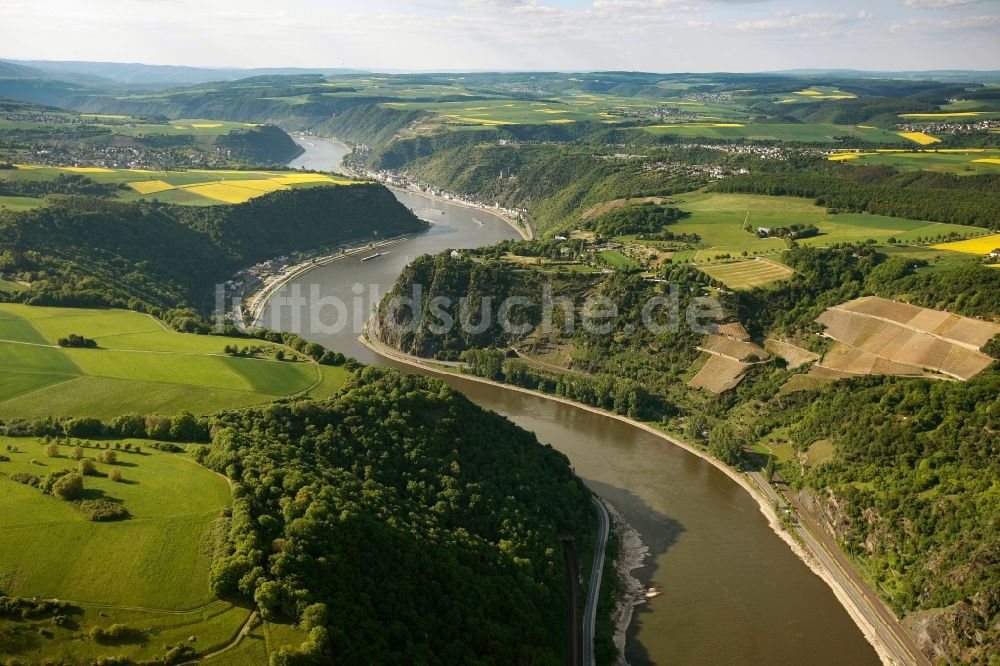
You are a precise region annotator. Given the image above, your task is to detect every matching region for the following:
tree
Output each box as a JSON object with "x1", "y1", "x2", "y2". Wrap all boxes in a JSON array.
[
  {"x1": 169, "y1": 411, "x2": 202, "y2": 441},
  {"x1": 275, "y1": 349, "x2": 285, "y2": 361},
  {"x1": 79, "y1": 459, "x2": 97, "y2": 476},
  {"x1": 688, "y1": 413, "x2": 709, "y2": 443},
  {"x1": 52, "y1": 473, "x2": 84, "y2": 501},
  {"x1": 70, "y1": 446, "x2": 84, "y2": 461},
  {"x1": 97, "y1": 450, "x2": 117, "y2": 465},
  {"x1": 764, "y1": 454, "x2": 776, "y2": 483},
  {"x1": 108, "y1": 469, "x2": 123, "y2": 483},
  {"x1": 709, "y1": 422, "x2": 743, "y2": 466},
  {"x1": 44, "y1": 443, "x2": 60, "y2": 458}
]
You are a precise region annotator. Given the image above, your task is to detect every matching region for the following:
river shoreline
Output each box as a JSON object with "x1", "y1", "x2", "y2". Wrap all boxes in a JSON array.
[
  {"x1": 291, "y1": 134, "x2": 533, "y2": 241},
  {"x1": 604, "y1": 502, "x2": 648, "y2": 666},
  {"x1": 356, "y1": 328, "x2": 901, "y2": 666},
  {"x1": 243, "y1": 233, "x2": 420, "y2": 327},
  {"x1": 389, "y1": 183, "x2": 534, "y2": 241}
]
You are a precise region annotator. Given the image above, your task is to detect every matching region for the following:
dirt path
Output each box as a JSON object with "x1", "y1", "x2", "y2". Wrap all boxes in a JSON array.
[{"x1": 178, "y1": 611, "x2": 258, "y2": 665}]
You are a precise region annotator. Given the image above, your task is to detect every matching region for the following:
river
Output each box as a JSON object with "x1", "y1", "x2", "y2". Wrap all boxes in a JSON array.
[{"x1": 272, "y1": 137, "x2": 881, "y2": 665}]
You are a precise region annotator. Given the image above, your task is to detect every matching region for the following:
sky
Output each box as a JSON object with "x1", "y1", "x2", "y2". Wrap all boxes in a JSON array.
[{"x1": 1, "y1": 0, "x2": 999, "y2": 72}]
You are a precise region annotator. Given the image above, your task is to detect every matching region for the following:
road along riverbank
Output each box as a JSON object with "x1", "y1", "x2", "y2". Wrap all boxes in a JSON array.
[{"x1": 358, "y1": 326, "x2": 916, "y2": 666}]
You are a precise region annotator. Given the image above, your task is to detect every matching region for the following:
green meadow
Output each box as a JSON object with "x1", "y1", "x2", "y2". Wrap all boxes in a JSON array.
[
  {"x1": 640, "y1": 123, "x2": 905, "y2": 143},
  {"x1": 0, "y1": 194, "x2": 47, "y2": 211},
  {"x1": 650, "y1": 192, "x2": 987, "y2": 261},
  {"x1": 0, "y1": 304, "x2": 347, "y2": 419},
  {"x1": 0, "y1": 437, "x2": 230, "y2": 608},
  {"x1": 0, "y1": 435, "x2": 311, "y2": 664},
  {"x1": 830, "y1": 150, "x2": 1000, "y2": 175}
]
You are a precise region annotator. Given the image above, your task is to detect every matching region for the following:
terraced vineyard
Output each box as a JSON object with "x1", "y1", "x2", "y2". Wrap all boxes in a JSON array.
[
  {"x1": 688, "y1": 332, "x2": 769, "y2": 393},
  {"x1": 813, "y1": 296, "x2": 1000, "y2": 381}
]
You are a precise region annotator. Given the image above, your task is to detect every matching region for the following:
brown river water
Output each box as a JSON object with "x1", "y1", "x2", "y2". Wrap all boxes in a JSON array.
[{"x1": 265, "y1": 137, "x2": 881, "y2": 665}]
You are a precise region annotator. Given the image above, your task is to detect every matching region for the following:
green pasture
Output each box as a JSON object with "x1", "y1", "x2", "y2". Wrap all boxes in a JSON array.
[
  {"x1": 640, "y1": 123, "x2": 905, "y2": 144},
  {"x1": 831, "y1": 150, "x2": 1000, "y2": 175},
  {"x1": 0, "y1": 599, "x2": 254, "y2": 664},
  {"x1": 0, "y1": 304, "x2": 344, "y2": 419},
  {"x1": 0, "y1": 437, "x2": 231, "y2": 608},
  {"x1": 599, "y1": 250, "x2": 638, "y2": 269},
  {"x1": 651, "y1": 192, "x2": 987, "y2": 261},
  {"x1": 0, "y1": 194, "x2": 47, "y2": 211},
  {"x1": 771, "y1": 86, "x2": 857, "y2": 104},
  {"x1": 876, "y1": 245, "x2": 981, "y2": 274},
  {"x1": 0, "y1": 435, "x2": 254, "y2": 664},
  {"x1": 382, "y1": 98, "x2": 618, "y2": 125}
]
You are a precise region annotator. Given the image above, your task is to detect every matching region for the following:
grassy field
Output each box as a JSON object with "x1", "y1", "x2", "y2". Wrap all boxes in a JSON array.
[
  {"x1": 0, "y1": 432, "x2": 311, "y2": 665},
  {"x1": 653, "y1": 192, "x2": 987, "y2": 261},
  {"x1": 599, "y1": 250, "x2": 639, "y2": 269},
  {"x1": 699, "y1": 258, "x2": 794, "y2": 289},
  {"x1": 0, "y1": 436, "x2": 230, "y2": 608},
  {"x1": 640, "y1": 123, "x2": 905, "y2": 143},
  {"x1": 773, "y1": 87, "x2": 857, "y2": 103},
  {"x1": 0, "y1": 165, "x2": 362, "y2": 205},
  {"x1": 0, "y1": 194, "x2": 47, "y2": 211},
  {"x1": 828, "y1": 149, "x2": 1000, "y2": 175},
  {"x1": 0, "y1": 304, "x2": 346, "y2": 419},
  {"x1": 379, "y1": 89, "x2": 749, "y2": 129},
  {"x1": 877, "y1": 245, "x2": 982, "y2": 274}
]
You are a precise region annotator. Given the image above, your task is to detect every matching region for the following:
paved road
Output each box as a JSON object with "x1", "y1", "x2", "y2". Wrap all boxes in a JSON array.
[
  {"x1": 750, "y1": 471, "x2": 930, "y2": 666},
  {"x1": 583, "y1": 496, "x2": 610, "y2": 666}
]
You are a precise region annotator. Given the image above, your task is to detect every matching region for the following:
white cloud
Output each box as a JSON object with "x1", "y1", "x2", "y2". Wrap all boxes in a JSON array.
[
  {"x1": 903, "y1": 0, "x2": 987, "y2": 8},
  {"x1": 734, "y1": 11, "x2": 848, "y2": 31},
  {"x1": 0, "y1": 0, "x2": 997, "y2": 72},
  {"x1": 889, "y1": 12, "x2": 1000, "y2": 30}
]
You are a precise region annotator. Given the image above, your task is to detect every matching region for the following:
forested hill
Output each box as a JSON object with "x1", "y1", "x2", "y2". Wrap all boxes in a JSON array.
[
  {"x1": 0, "y1": 185, "x2": 424, "y2": 313},
  {"x1": 215, "y1": 124, "x2": 303, "y2": 164},
  {"x1": 198, "y1": 366, "x2": 594, "y2": 664}
]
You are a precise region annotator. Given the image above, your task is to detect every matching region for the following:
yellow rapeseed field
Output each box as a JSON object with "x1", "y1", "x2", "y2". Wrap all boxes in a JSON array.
[
  {"x1": 931, "y1": 233, "x2": 1000, "y2": 255},
  {"x1": 220, "y1": 179, "x2": 290, "y2": 193},
  {"x1": 182, "y1": 183, "x2": 270, "y2": 203},
  {"x1": 898, "y1": 132, "x2": 940, "y2": 145},
  {"x1": 828, "y1": 153, "x2": 875, "y2": 161},
  {"x1": 899, "y1": 112, "x2": 981, "y2": 118},
  {"x1": 190, "y1": 123, "x2": 222, "y2": 128},
  {"x1": 127, "y1": 180, "x2": 176, "y2": 194},
  {"x1": 972, "y1": 158, "x2": 1000, "y2": 165}
]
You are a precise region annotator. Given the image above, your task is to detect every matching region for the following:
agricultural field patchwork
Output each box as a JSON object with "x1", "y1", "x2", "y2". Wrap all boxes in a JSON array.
[
  {"x1": 640, "y1": 123, "x2": 905, "y2": 143},
  {"x1": 657, "y1": 192, "x2": 986, "y2": 261},
  {"x1": 827, "y1": 149, "x2": 1000, "y2": 175},
  {"x1": 0, "y1": 164, "x2": 362, "y2": 205},
  {"x1": 0, "y1": 304, "x2": 347, "y2": 418}
]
